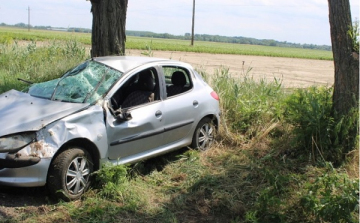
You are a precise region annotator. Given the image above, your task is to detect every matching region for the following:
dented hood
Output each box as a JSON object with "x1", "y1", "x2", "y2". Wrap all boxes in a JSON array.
[{"x1": 0, "y1": 90, "x2": 90, "y2": 136}]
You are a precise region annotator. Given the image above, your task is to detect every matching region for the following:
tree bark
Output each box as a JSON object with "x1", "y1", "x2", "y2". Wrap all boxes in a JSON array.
[
  {"x1": 91, "y1": 0, "x2": 128, "y2": 57},
  {"x1": 328, "y1": 0, "x2": 359, "y2": 116}
]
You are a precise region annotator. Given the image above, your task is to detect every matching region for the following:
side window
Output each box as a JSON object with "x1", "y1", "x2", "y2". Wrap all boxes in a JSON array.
[
  {"x1": 162, "y1": 66, "x2": 192, "y2": 98},
  {"x1": 110, "y1": 67, "x2": 159, "y2": 110}
]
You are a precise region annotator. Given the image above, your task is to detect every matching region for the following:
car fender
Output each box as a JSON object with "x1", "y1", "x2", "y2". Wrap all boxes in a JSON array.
[{"x1": 32, "y1": 105, "x2": 108, "y2": 160}]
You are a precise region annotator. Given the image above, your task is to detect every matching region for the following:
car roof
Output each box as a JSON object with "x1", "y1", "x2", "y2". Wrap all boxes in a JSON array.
[{"x1": 93, "y1": 56, "x2": 171, "y2": 73}]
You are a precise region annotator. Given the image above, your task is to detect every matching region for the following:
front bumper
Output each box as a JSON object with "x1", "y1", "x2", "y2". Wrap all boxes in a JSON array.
[
  {"x1": 0, "y1": 158, "x2": 51, "y2": 187},
  {"x1": 0, "y1": 154, "x2": 40, "y2": 169}
]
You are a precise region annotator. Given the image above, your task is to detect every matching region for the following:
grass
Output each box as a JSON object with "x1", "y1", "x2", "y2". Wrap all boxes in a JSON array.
[
  {"x1": 0, "y1": 42, "x2": 357, "y2": 223},
  {"x1": 0, "y1": 27, "x2": 333, "y2": 60},
  {"x1": 0, "y1": 40, "x2": 88, "y2": 93}
]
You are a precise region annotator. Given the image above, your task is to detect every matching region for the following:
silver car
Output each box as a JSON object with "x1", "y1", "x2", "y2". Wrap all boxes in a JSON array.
[{"x1": 0, "y1": 56, "x2": 220, "y2": 200}]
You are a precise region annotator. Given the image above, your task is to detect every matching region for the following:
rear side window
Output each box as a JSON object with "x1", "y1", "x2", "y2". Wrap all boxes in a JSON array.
[{"x1": 162, "y1": 66, "x2": 192, "y2": 98}]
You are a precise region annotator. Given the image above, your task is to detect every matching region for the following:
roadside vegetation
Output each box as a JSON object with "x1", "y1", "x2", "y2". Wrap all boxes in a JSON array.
[
  {"x1": 0, "y1": 27, "x2": 333, "y2": 60},
  {"x1": 0, "y1": 41, "x2": 358, "y2": 223}
]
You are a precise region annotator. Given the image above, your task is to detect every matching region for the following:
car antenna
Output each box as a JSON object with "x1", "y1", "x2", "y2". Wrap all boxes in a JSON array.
[{"x1": 17, "y1": 78, "x2": 33, "y2": 84}]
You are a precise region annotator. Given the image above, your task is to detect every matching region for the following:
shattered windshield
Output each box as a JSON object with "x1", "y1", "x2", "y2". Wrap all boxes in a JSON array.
[{"x1": 28, "y1": 61, "x2": 122, "y2": 103}]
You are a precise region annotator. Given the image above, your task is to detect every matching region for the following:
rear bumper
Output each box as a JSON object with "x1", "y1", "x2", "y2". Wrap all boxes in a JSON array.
[{"x1": 0, "y1": 158, "x2": 51, "y2": 187}]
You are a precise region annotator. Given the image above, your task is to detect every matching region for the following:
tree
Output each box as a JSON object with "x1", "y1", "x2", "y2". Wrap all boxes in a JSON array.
[
  {"x1": 90, "y1": 0, "x2": 128, "y2": 57},
  {"x1": 328, "y1": 0, "x2": 359, "y2": 115},
  {"x1": 327, "y1": 0, "x2": 359, "y2": 152}
]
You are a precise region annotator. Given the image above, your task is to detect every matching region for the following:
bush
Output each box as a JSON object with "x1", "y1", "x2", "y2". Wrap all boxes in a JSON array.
[
  {"x1": 284, "y1": 86, "x2": 358, "y2": 165},
  {"x1": 300, "y1": 163, "x2": 359, "y2": 223},
  {"x1": 95, "y1": 162, "x2": 128, "y2": 201}
]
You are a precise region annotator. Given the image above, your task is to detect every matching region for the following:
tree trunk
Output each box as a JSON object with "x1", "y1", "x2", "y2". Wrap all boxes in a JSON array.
[
  {"x1": 91, "y1": 0, "x2": 128, "y2": 57},
  {"x1": 328, "y1": 0, "x2": 359, "y2": 155},
  {"x1": 328, "y1": 0, "x2": 359, "y2": 116}
]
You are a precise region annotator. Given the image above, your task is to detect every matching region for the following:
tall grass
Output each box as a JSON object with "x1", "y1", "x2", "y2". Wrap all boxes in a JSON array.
[
  {"x1": 0, "y1": 40, "x2": 88, "y2": 93},
  {"x1": 211, "y1": 66, "x2": 284, "y2": 139}
]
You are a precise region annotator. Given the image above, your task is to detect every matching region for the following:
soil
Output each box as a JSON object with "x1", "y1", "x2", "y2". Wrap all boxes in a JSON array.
[
  {"x1": 126, "y1": 49, "x2": 334, "y2": 88},
  {"x1": 0, "y1": 51, "x2": 334, "y2": 221}
]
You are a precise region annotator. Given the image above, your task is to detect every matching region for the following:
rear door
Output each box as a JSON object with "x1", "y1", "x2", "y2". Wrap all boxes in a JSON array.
[{"x1": 160, "y1": 65, "x2": 198, "y2": 145}]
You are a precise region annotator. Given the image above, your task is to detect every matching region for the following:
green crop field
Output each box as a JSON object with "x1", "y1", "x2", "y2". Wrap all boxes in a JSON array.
[{"x1": 0, "y1": 27, "x2": 333, "y2": 60}]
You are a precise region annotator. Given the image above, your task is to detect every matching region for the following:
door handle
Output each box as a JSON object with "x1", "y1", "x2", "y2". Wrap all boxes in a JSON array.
[
  {"x1": 193, "y1": 100, "x2": 199, "y2": 107},
  {"x1": 155, "y1": 110, "x2": 162, "y2": 118}
]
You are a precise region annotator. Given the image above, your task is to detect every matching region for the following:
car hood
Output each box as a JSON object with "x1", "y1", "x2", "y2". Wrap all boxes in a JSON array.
[{"x1": 0, "y1": 90, "x2": 90, "y2": 136}]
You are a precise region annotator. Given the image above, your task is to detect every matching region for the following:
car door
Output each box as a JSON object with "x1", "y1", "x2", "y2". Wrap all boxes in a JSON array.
[
  {"x1": 160, "y1": 65, "x2": 198, "y2": 145},
  {"x1": 105, "y1": 67, "x2": 165, "y2": 161}
]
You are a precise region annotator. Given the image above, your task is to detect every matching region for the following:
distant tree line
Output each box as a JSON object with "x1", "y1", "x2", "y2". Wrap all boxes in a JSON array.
[
  {"x1": 0, "y1": 23, "x2": 91, "y2": 33},
  {"x1": 0, "y1": 23, "x2": 331, "y2": 51}
]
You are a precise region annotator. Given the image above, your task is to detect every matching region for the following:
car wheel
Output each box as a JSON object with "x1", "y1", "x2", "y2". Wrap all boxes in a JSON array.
[
  {"x1": 47, "y1": 147, "x2": 93, "y2": 201},
  {"x1": 191, "y1": 117, "x2": 216, "y2": 151}
]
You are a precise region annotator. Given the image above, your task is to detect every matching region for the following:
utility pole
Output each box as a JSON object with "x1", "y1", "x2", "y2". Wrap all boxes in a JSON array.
[
  {"x1": 28, "y1": 6, "x2": 30, "y2": 31},
  {"x1": 191, "y1": 0, "x2": 195, "y2": 46}
]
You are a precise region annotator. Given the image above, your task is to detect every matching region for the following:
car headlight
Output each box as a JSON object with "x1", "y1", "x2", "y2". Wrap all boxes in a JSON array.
[{"x1": 0, "y1": 132, "x2": 36, "y2": 153}]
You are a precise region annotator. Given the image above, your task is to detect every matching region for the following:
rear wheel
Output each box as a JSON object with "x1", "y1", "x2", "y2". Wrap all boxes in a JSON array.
[
  {"x1": 191, "y1": 117, "x2": 216, "y2": 151},
  {"x1": 47, "y1": 147, "x2": 93, "y2": 201}
]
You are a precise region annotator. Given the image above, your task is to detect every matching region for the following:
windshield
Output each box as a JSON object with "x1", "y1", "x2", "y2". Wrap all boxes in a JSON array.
[{"x1": 28, "y1": 61, "x2": 122, "y2": 103}]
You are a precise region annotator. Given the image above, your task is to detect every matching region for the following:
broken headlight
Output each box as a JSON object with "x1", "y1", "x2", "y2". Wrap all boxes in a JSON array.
[{"x1": 0, "y1": 132, "x2": 36, "y2": 153}]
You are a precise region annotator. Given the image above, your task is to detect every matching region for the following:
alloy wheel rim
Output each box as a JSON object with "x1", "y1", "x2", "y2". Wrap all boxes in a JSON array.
[
  {"x1": 198, "y1": 123, "x2": 214, "y2": 150},
  {"x1": 66, "y1": 156, "x2": 90, "y2": 195}
]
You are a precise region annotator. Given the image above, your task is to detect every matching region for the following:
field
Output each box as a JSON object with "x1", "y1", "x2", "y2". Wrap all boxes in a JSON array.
[
  {"x1": 0, "y1": 27, "x2": 335, "y2": 89},
  {"x1": 0, "y1": 28, "x2": 357, "y2": 223},
  {"x1": 0, "y1": 27, "x2": 333, "y2": 60},
  {"x1": 127, "y1": 49, "x2": 334, "y2": 88}
]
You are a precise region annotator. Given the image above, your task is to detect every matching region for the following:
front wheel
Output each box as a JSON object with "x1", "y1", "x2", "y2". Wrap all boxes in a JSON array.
[
  {"x1": 47, "y1": 147, "x2": 93, "y2": 201},
  {"x1": 191, "y1": 117, "x2": 216, "y2": 151}
]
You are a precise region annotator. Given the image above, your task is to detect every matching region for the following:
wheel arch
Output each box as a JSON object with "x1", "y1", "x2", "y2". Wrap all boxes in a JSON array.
[
  {"x1": 202, "y1": 113, "x2": 219, "y2": 130},
  {"x1": 50, "y1": 138, "x2": 101, "y2": 171}
]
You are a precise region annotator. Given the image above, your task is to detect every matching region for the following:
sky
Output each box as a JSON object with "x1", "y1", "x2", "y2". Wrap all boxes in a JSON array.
[{"x1": 0, "y1": 0, "x2": 359, "y2": 45}]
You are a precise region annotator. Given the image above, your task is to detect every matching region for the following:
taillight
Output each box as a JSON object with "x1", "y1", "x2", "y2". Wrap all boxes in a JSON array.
[{"x1": 210, "y1": 91, "x2": 219, "y2": 101}]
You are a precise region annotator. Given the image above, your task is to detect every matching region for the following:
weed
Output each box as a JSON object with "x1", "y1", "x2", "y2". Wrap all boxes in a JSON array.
[
  {"x1": 95, "y1": 162, "x2": 128, "y2": 201},
  {"x1": 212, "y1": 66, "x2": 284, "y2": 138},
  {"x1": 0, "y1": 40, "x2": 88, "y2": 94},
  {"x1": 300, "y1": 163, "x2": 359, "y2": 223},
  {"x1": 284, "y1": 86, "x2": 359, "y2": 165}
]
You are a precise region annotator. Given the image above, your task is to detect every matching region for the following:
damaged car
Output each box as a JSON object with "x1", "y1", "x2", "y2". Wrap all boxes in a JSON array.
[{"x1": 0, "y1": 56, "x2": 220, "y2": 200}]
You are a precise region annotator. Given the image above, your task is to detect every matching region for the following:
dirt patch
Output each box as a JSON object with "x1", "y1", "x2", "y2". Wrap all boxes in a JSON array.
[{"x1": 126, "y1": 49, "x2": 334, "y2": 88}]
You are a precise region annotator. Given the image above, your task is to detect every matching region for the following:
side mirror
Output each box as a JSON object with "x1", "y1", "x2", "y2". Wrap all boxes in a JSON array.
[
  {"x1": 107, "y1": 100, "x2": 132, "y2": 121},
  {"x1": 115, "y1": 108, "x2": 132, "y2": 121}
]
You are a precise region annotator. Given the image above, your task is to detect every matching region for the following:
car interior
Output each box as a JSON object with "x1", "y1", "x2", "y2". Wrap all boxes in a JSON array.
[
  {"x1": 110, "y1": 67, "x2": 193, "y2": 112},
  {"x1": 110, "y1": 68, "x2": 159, "y2": 110},
  {"x1": 163, "y1": 67, "x2": 192, "y2": 98}
]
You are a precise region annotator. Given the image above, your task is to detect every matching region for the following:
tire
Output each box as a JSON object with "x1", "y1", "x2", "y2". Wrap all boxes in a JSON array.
[
  {"x1": 47, "y1": 147, "x2": 93, "y2": 201},
  {"x1": 191, "y1": 117, "x2": 216, "y2": 151}
]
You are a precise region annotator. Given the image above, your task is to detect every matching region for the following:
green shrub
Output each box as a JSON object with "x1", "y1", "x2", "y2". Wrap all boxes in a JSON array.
[
  {"x1": 284, "y1": 86, "x2": 358, "y2": 165},
  {"x1": 300, "y1": 163, "x2": 359, "y2": 223},
  {"x1": 95, "y1": 162, "x2": 128, "y2": 201}
]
